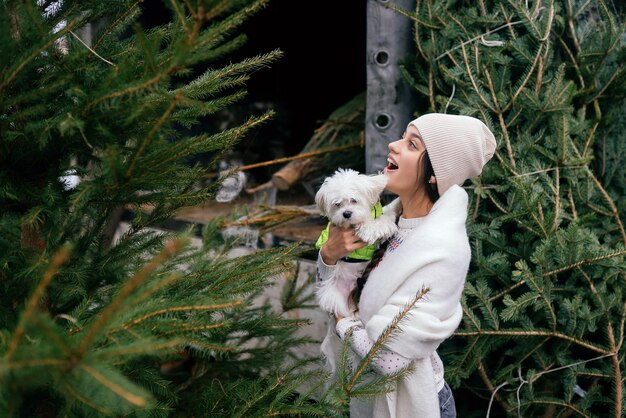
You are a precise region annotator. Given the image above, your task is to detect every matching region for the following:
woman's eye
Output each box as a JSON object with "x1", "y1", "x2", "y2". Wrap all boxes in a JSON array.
[{"x1": 409, "y1": 141, "x2": 417, "y2": 148}]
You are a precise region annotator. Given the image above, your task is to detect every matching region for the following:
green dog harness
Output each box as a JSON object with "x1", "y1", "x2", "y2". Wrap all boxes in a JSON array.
[{"x1": 315, "y1": 201, "x2": 383, "y2": 261}]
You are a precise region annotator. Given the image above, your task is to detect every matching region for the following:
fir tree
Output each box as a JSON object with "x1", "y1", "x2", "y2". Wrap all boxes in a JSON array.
[
  {"x1": 0, "y1": 1, "x2": 334, "y2": 416},
  {"x1": 393, "y1": 0, "x2": 626, "y2": 416}
]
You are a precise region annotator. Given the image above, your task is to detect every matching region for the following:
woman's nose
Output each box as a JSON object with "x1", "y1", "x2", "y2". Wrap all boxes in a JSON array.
[{"x1": 388, "y1": 139, "x2": 400, "y2": 152}]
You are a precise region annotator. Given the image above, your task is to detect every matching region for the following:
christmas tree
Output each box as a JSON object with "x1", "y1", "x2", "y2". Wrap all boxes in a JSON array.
[
  {"x1": 396, "y1": 0, "x2": 626, "y2": 416},
  {"x1": 0, "y1": 1, "x2": 335, "y2": 416}
]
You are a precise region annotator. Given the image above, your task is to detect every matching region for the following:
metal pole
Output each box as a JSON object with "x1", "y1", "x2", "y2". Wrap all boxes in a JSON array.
[{"x1": 366, "y1": 0, "x2": 416, "y2": 174}]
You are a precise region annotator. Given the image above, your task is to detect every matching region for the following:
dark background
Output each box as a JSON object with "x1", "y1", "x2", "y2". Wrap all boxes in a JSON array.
[{"x1": 139, "y1": 0, "x2": 366, "y2": 185}]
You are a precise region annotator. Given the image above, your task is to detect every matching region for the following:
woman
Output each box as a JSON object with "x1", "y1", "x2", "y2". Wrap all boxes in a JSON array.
[{"x1": 317, "y1": 113, "x2": 497, "y2": 417}]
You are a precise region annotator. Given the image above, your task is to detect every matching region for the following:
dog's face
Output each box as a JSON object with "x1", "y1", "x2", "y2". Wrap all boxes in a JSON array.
[{"x1": 315, "y1": 168, "x2": 388, "y2": 228}]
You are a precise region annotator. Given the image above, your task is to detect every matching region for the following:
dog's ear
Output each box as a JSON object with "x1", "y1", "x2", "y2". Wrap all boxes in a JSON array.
[
  {"x1": 315, "y1": 182, "x2": 328, "y2": 216},
  {"x1": 364, "y1": 173, "x2": 388, "y2": 205}
]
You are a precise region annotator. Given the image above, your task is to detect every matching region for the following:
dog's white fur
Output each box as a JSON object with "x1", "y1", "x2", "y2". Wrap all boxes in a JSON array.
[{"x1": 315, "y1": 168, "x2": 399, "y2": 317}]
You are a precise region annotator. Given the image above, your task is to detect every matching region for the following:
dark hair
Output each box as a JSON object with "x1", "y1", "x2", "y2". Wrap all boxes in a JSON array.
[
  {"x1": 349, "y1": 151, "x2": 439, "y2": 311},
  {"x1": 422, "y1": 149, "x2": 440, "y2": 203}
]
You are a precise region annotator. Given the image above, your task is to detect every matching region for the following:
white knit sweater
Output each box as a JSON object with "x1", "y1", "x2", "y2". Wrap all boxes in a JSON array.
[{"x1": 318, "y1": 185, "x2": 471, "y2": 418}]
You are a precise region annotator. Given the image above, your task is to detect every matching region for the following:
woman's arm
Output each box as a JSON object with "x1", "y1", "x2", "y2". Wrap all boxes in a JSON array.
[
  {"x1": 316, "y1": 250, "x2": 336, "y2": 284},
  {"x1": 335, "y1": 317, "x2": 411, "y2": 375}
]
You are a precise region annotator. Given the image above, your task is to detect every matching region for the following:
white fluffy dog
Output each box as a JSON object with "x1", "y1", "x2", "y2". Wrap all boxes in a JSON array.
[{"x1": 314, "y1": 168, "x2": 399, "y2": 317}]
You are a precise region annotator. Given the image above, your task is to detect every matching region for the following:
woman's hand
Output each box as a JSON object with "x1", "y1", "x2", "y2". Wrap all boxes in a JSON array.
[{"x1": 320, "y1": 224, "x2": 367, "y2": 265}]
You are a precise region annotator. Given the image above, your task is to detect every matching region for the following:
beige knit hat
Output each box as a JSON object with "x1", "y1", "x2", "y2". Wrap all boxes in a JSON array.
[{"x1": 409, "y1": 113, "x2": 497, "y2": 196}]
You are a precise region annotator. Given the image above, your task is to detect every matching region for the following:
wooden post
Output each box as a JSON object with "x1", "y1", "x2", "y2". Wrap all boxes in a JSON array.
[{"x1": 366, "y1": 0, "x2": 416, "y2": 174}]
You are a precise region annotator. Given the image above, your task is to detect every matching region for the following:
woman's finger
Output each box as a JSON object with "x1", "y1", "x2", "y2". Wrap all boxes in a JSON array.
[{"x1": 347, "y1": 240, "x2": 368, "y2": 251}]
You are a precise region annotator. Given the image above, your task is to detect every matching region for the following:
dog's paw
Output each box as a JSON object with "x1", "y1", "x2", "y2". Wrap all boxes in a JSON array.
[
  {"x1": 354, "y1": 222, "x2": 379, "y2": 244},
  {"x1": 382, "y1": 198, "x2": 402, "y2": 217},
  {"x1": 376, "y1": 213, "x2": 399, "y2": 240},
  {"x1": 357, "y1": 216, "x2": 398, "y2": 243}
]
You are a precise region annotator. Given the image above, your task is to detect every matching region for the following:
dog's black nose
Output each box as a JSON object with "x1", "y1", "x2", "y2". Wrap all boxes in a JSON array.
[{"x1": 343, "y1": 211, "x2": 352, "y2": 219}]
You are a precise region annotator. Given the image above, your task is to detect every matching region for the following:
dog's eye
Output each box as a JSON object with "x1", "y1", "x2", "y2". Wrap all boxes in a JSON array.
[
  {"x1": 334, "y1": 202, "x2": 341, "y2": 207},
  {"x1": 350, "y1": 198, "x2": 358, "y2": 204}
]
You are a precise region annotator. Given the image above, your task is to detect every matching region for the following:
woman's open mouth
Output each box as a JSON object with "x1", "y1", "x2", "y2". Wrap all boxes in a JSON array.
[{"x1": 386, "y1": 158, "x2": 398, "y2": 171}]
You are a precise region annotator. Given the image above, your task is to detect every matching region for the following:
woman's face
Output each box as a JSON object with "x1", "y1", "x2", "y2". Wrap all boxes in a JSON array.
[{"x1": 384, "y1": 124, "x2": 427, "y2": 197}]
